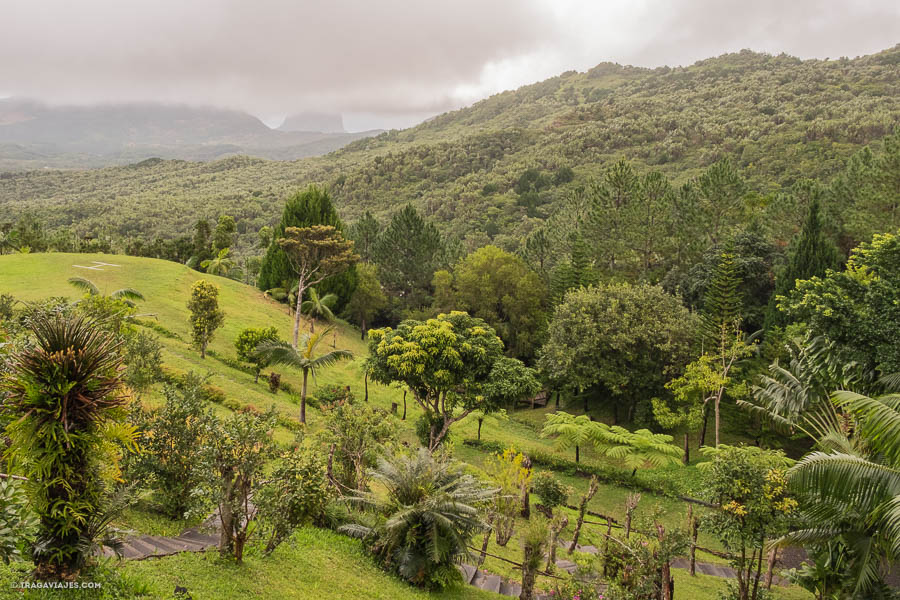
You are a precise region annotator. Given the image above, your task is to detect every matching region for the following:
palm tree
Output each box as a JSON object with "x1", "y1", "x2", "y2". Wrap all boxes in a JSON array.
[
  {"x1": 540, "y1": 411, "x2": 682, "y2": 470},
  {"x1": 300, "y1": 287, "x2": 337, "y2": 333},
  {"x1": 777, "y1": 389, "x2": 900, "y2": 596},
  {"x1": 340, "y1": 449, "x2": 494, "y2": 588},
  {"x1": 253, "y1": 327, "x2": 352, "y2": 423},
  {"x1": 67, "y1": 277, "x2": 145, "y2": 306},
  {"x1": 200, "y1": 248, "x2": 235, "y2": 277}
]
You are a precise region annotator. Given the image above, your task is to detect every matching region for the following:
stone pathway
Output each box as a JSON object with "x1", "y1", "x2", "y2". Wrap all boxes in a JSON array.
[{"x1": 104, "y1": 513, "x2": 220, "y2": 561}]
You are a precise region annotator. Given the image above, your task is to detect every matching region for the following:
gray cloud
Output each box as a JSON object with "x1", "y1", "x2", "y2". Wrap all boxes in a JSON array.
[{"x1": 1, "y1": 0, "x2": 897, "y2": 130}]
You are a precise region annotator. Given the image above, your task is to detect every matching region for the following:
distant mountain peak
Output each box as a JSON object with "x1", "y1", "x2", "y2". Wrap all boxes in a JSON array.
[{"x1": 278, "y1": 112, "x2": 344, "y2": 133}]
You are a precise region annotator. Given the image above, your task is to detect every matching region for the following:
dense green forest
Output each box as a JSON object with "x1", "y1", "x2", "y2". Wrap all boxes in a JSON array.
[{"x1": 1, "y1": 46, "x2": 898, "y2": 253}]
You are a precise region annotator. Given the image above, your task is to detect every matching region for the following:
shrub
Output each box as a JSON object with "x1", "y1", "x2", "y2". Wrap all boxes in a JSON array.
[
  {"x1": 123, "y1": 330, "x2": 164, "y2": 399},
  {"x1": 256, "y1": 444, "x2": 333, "y2": 555},
  {"x1": 202, "y1": 384, "x2": 227, "y2": 404},
  {"x1": 0, "y1": 294, "x2": 14, "y2": 321},
  {"x1": 234, "y1": 326, "x2": 280, "y2": 383},
  {"x1": 268, "y1": 372, "x2": 281, "y2": 394},
  {"x1": 321, "y1": 400, "x2": 397, "y2": 492},
  {"x1": 316, "y1": 384, "x2": 355, "y2": 407},
  {"x1": 222, "y1": 398, "x2": 241, "y2": 412},
  {"x1": 0, "y1": 479, "x2": 36, "y2": 564},
  {"x1": 126, "y1": 377, "x2": 216, "y2": 520},
  {"x1": 532, "y1": 472, "x2": 569, "y2": 509}
]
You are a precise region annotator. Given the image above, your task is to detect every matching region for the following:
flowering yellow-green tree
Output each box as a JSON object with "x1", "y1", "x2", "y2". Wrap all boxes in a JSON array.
[
  {"x1": 187, "y1": 280, "x2": 224, "y2": 359},
  {"x1": 700, "y1": 445, "x2": 797, "y2": 600}
]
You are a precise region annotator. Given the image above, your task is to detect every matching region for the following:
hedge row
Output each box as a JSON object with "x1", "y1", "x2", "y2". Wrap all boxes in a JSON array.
[{"x1": 462, "y1": 439, "x2": 689, "y2": 498}]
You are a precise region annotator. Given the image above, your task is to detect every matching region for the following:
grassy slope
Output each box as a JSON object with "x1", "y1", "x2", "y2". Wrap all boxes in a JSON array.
[
  {"x1": 0, "y1": 527, "x2": 500, "y2": 600},
  {"x1": 0, "y1": 253, "x2": 812, "y2": 599}
]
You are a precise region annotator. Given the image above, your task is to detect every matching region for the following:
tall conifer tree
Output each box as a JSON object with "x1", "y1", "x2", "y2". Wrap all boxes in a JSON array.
[{"x1": 258, "y1": 186, "x2": 356, "y2": 308}]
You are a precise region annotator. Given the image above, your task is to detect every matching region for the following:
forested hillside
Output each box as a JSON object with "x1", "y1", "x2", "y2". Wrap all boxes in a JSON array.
[{"x1": 0, "y1": 45, "x2": 898, "y2": 252}]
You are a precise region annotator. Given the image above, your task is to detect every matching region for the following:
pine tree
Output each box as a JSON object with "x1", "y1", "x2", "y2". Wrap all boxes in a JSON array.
[
  {"x1": 700, "y1": 247, "x2": 742, "y2": 347},
  {"x1": 767, "y1": 196, "x2": 841, "y2": 328},
  {"x1": 372, "y1": 204, "x2": 444, "y2": 310},
  {"x1": 348, "y1": 211, "x2": 381, "y2": 263},
  {"x1": 258, "y1": 186, "x2": 357, "y2": 309}
]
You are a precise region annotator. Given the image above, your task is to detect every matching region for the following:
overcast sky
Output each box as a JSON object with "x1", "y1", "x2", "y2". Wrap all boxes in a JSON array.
[{"x1": 1, "y1": 0, "x2": 898, "y2": 131}]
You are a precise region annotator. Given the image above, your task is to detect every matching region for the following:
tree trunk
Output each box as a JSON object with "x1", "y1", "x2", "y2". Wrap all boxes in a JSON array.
[
  {"x1": 402, "y1": 390, "x2": 407, "y2": 421},
  {"x1": 715, "y1": 392, "x2": 722, "y2": 448},
  {"x1": 361, "y1": 318, "x2": 367, "y2": 340},
  {"x1": 300, "y1": 369, "x2": 309, "y2": 424},
  {"x1": 545, "y1": 515, "x2": 568, "y2": 573},
  {"x1": 254, "y1": 367, "x2": 260, "y2": 384},
  {"x1": 569, "y1": 476, "x2": 599, "y2": 554},
  {"x1": 364, "y1": 372, "x2": 368, "y2": 402},
  {"x1": 218, "y1": 469, "x2": 235, "y2": 558},
  {"x1": 477, "y1": 419, "x2": 483, "y2": 440},
  {"x1": 699, "y1": 405, "x2": 709, "y2": 448},
  {"x1": 575, "y1": 445, "x2": 579, "y2": 463},
  {"x1": 764, "y1": 546, "x2": 778, "y2": 589},
  {"x1": 683, "y1": 432, "x2": 690, "y2": 464},
  {"x1": 689, "y1": 504, "x2": 698, "y2": 576},
  {"x1": 657, "y1": 523, "x2": 672, "y2": 600},
  {"x1": 624, "y1": 493, "x2": 640, "y2": 539},
  {"x1": 520, "y1": 546, "x2": 538, "y2": 600},
  {"x1": 292, "y1": 276, "x2": 305, "y2": 348},
  {"x1": 200, "y1": 339, "x2": 207, "y2": 359},
  {"x1": 478, "y1": 527, "x2": 491, "y2": 567}
]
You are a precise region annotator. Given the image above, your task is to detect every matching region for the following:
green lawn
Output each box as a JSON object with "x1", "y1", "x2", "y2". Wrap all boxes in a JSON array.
[{"x1": 0, "y1": 528, "x2": 502, "y2": 600}]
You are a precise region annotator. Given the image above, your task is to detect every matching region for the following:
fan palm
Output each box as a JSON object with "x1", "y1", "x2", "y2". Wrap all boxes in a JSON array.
[
  {"x1": 252, "y1": 327, "x2": 352, "y2": 423},
  {"x1": 540, "y1": 411, "x2": 682, "y2": 470},
  {"x1": 67, "y1": 276, "x2": 145, "y2": 306},
  {"x1": 200, "y1": 248, "x2": 236, "y2": 277},
  {"x1": 778, "y1": 390, "x2": 900, "y2": 596},
  {"x1": 340, "y1": 449, "x2": 495, "y2": 589},
  {"x1": 300, "y1": 287, "x2": 337, "y2": 333}
]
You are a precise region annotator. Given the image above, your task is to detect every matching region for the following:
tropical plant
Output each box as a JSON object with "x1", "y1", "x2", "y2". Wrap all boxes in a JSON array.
[
  {"x1": 777, "y1": 390, "x2": 900, "y2": 596},
  {"x1": 1, "y1": 313, "x2": 138, "y2": 578},
  {"x1": 200, "y1": 247, "x2": 236, "y2": 277},
  {"x1": 67, "y1": 276, "x2": 145, "y2": 307},
  {"x1": 253, "y1": 327, "x2": 352, "y2": 423},
  {"x1": 519, "y1": 517, "x2": 550, "y2": 600},
  {"x1": 300, "y1": 287, "x2": 337, "y2": 333},
  {"x1": 341, "y1": 449, "x2": 495, "y2": 589},
  {"x1": 540, "y1": 412, "x2": 682, "y2": 471},
  {"x1": 187, "y1": 280, "x2": 225, "y2": 359}
]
